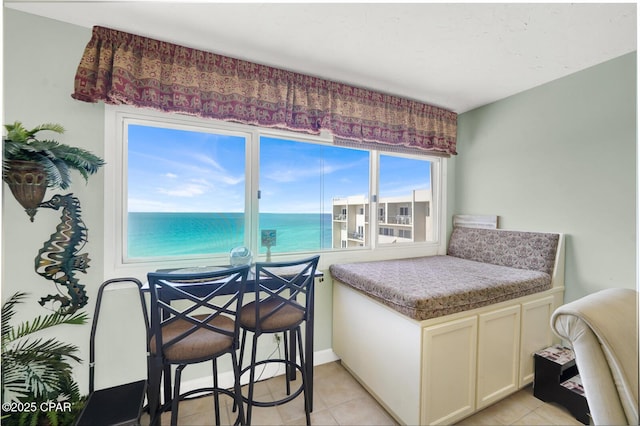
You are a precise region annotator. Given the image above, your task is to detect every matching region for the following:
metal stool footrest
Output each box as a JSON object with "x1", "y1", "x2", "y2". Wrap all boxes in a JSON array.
[
  {"x1": 241, "y1": 358, "x2": 306, "y2": 407},
  {"x1": 76, "y1": 379, "x2": 147, "y2": 426}
]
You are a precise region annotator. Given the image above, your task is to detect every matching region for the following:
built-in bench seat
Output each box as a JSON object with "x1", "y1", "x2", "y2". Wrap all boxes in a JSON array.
[
  {"x1": 331, "y1": 226, "x2": 565, "y2": 425},
  {"x1": 331, "y1": 227, "x2": 559, "y2": 321},
  {"x1": 330, "y1": 255, "x2": 552, "y2": 321}
]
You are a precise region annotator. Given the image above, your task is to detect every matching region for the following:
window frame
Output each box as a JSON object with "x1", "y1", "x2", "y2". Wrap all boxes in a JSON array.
[{"x1": 104, "y1": 105, "x2": 447, "y2": 278}]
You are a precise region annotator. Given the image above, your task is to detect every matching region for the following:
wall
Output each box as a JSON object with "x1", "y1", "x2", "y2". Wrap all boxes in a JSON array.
[
  {"x1": 3, "y1": 9, "x2": 105, "y2": 392},
  {"x1": 2, "y1": 8, "x2": 338, "y2": 393},
  {"x1": 452, "y1": 52, "x2": 637, "y2": 302},
  {"x1": 4, "y1": 7, "x2": 637, "y2": 398}
]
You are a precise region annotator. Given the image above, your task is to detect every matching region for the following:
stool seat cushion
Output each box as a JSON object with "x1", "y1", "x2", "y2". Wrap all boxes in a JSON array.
[
  {"x1": 151, "y1": 314, "x2": 234, "y2": 362},
  {"x1": 240, "y1": 299, "x2": 304, "y2": 331}
]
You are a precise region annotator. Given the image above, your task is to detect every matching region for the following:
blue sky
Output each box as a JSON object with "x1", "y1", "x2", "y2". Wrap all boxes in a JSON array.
[{"x1": 128, "y1": 124, "x2": 430, "y2": 213}]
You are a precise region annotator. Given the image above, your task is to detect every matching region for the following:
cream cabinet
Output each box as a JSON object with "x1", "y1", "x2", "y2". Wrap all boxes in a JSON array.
[
  {"x1": 421, "y1": 305, "x2": 521, "y2": 425},
  {"x1": 333, "y1": 282, "x2": 563, "y2": 426},
  {"x1": 422, "y1": 316, "x2": 478, "y2": 425},
  {"x1": 519, "y1": 296, "x2": 556, "y2": 386},
  {"x1": 476, "y1": 305, "x2": 521, "y2": 409},
  {"x1": 420, "y1": 296, "x2": 559, "y2": 425}
]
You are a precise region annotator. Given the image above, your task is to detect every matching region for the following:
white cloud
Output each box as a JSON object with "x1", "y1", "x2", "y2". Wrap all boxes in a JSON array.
[
  {"x1": 166, "y1": 173, "x2": 178, "y2": 179},
  {"x1": 192, "y1": 153, "x2": 225, "y2": 172},
  {"x1": 157, "y1": 183, "x2": 208, "y2": 197},
  {"x1": 264, "y1": 157, "x2": 366, "y2": 183}
]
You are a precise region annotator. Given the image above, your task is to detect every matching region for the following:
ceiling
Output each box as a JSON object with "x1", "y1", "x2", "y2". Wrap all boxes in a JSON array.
[{"x1": 5, "y1": 2, "x2": 637, "y2": 113}]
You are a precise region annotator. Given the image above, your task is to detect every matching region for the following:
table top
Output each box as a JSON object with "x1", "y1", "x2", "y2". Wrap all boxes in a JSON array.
[
  {"x1": 159, "y1": 264, "x2": 323, "y2": 278},
  {"x1": 143, "y1": 264, "x2": 323, "y2": 291}
]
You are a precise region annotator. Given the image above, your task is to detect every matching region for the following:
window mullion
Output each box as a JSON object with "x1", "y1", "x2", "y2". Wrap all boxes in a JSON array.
[
  {"x1": 370, "y1": 151, "x2": 380, "y2": 249},
  {"x1": 246, "y1": 130, "x2": 260, "y2": 258}
]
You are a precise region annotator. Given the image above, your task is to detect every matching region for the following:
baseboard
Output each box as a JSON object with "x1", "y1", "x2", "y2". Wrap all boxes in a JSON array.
[{"x1": 179, "y1": 348, "x2": 340, "y2": 395}]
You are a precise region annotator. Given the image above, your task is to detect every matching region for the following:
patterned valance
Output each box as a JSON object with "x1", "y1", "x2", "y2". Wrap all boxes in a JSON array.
[{"x1": 72, "y1": 26, "x2": 457, "y2": 156}]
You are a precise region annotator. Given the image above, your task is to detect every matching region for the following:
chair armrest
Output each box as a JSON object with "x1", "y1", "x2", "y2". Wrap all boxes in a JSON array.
[
  {"x1": 552, "y1": 313, "x2": 627, "y2": 425},
  {"x1": 551, "y1": 288, "x2": 638, "y2": 425}
]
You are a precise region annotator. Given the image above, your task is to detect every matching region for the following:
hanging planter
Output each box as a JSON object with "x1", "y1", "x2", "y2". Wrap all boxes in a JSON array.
[
  {"x1": 3, "y1": 160, "x2": 48, "y2": 221},
  {"x1": 2, "y1": 121, "x2": 105, "y2": 221}
]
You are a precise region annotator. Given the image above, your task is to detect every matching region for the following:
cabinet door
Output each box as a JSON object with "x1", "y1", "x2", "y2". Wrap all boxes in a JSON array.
[
  {"x1": 476, "y1": 305, "x2": 521, "y2": 409},
  {"x1": 422, "y1": 316, "x2": 478, "y2": 425},
  {"x1": 519, "y1": 296, "x2": 555, "y2": 386}
]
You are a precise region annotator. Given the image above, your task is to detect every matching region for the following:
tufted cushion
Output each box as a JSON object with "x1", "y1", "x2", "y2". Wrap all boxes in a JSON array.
[
  {"x1": 151, "y1": 314, "x2": 234, "y2": 363},
  {"x1": 240, "y1": 299, "x2": 304, "y2": 332},
  {"x1": 447, "y1": 227, "x2": 559, "y2": 275},
  {"x1": 330, "y1": 255, "x2": 551, "y2": 321}
]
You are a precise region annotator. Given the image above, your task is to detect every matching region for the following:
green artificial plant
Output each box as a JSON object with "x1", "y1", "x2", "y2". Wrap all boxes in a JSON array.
[
  {"x1": 1, "y1": 292, "x2": 88, "y2": 425},
  {"x1": 3, "y1": 121, "x2": 104, "y2": 190}
]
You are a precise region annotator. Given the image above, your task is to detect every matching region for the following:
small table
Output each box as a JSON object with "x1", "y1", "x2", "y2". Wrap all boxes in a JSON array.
[{"x1": 533, "y1": 345, "x2": 590, "y2": 424}]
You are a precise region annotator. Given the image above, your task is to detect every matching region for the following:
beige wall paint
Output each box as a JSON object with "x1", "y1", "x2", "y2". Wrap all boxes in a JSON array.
[{"x1": 452, "y1": 52, "x2": 637, "y2": 302}]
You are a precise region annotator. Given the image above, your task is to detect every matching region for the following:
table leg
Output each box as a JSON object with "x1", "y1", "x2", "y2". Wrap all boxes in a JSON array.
[{"x1": 307, "y1": 289, "x2": 315, "y2": 411}]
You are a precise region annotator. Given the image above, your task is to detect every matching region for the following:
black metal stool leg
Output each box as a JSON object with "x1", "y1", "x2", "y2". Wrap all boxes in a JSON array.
[
  {"x1": 171, "y1": 365, "x2": 186, "y2": 426},
  {"x1": 231, "y1": 350, "x2": 246, "y2": 426},
  {"x1": 233, "y1": 329, "x2": 249, "y2": 415},
  {"x1": 296, "y1": 327, "x2": 311, "y2": 426},
  {"x1": 213, "y1": 359, "x2": 221, "y2": 425},
  {"x1": 246, "y1": 332, "x2": 260, "y2": 425},
  {"x1": 283, "y1": 331, "x2": 291, "y2": 395}
]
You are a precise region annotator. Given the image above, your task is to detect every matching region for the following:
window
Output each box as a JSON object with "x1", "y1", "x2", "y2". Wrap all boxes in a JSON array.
[
  {"x1": 126, "y1": 123, "x2": 247, "y2": 259},
  {"x1": 106, "y1": 106, "x2": 444, "y2": 272},
  {"x1": 378, "y1": 154, "x2": 434, "y2": 244},
  {"x1": 398, "y1": 229, "x2": 412, "y2": 239},
  {"x1": 258, "y1": 136, "x2": 369, "y2": 256},
  {"x1": 379, "y1": 227, "x2": 394, "y2": 236}
]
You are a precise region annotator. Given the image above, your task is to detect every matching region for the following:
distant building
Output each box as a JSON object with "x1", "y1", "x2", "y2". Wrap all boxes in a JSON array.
[{"x1": 331, "y1": 189, "x2": 433, "y2": 248}]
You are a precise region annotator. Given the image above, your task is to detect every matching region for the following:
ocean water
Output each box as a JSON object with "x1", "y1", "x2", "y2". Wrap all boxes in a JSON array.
[{"x1": 128, "y1": 212, "x2": 333, "y2": 258}]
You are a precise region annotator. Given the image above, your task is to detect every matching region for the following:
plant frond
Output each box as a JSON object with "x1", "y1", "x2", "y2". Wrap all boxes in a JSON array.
[
  {"x1": 1, "y1": 293, "x2": 28, "y2": 342},
  {"x1": 45, "y1": 409, "x2": 59, "y2": 426},
  {"x1": 9, "y1": 311, "x2": 87, "y2": 341},
  {"x1": 3, "y1": 140, "x2": 30, "y2": 159},
  {"x1": 3, "y1": 122, "x2": 64, "y2": 145},
  {"x1": 23, "y1": 363, "x2": 66, "y2": 399},
  {"x1": 50, "y1": 145, "x2": 105, "y2": 175},
  {"x1": 49, "y1": 159, "x2": 71, "y2": 189},
  {"x1": 35, "y1": 155, "x2": 64, "y2": 189},
  {"x1": 2, "y1": 362, "x2": 59, "y2": 402},
  {"x1": 56, "y1": 373, "x2": 80, "y2": 402},
  {"x1": 26, "y1": 123, "x2": 65, "y2": 137},
  {"x1": 7, "y1": 337, "x2": 82, "y2": 364},
  {"x1": 3, "y1": 122, "x2": 29, "y2": 143},
  {"x1": 3, "y1": 122, "x2": 103, "y2": 190},
  {"x1": 1, "y1": 291, "x2": 85, "y2": 422},
  {"x1": 2, "y1": 367, "x2": 31, "y2": 402}
]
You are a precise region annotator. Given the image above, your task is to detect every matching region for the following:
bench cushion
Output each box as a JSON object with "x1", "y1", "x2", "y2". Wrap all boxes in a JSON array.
[
  {"x1": 330, "y1": 255, "x2": 552, "y2": 321},
  {"x1": 447, "y1": 227, "x2": 559, "y2": 275}
]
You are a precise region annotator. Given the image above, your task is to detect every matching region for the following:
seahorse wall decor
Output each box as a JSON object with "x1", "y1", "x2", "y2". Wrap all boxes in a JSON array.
[{"x1": 34, "y1": 193, "x2": 90, "y2": 314}]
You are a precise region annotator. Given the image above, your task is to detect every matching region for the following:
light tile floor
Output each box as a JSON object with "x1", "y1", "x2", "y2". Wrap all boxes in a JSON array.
[{"x1": 142, "y1": 360, "x2": 583, "y2": 425}]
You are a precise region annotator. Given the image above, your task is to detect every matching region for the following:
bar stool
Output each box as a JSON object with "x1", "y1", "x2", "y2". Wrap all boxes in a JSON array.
[
  {"x1": 238, "y1": 255, "x2": 319, "y2": 425},
  {"x1": 75, "y1": 278, "x2": 149, "y2": 426},
  {"x1": 147, "y1": 265, "x2": 250, "y2": 426}
]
